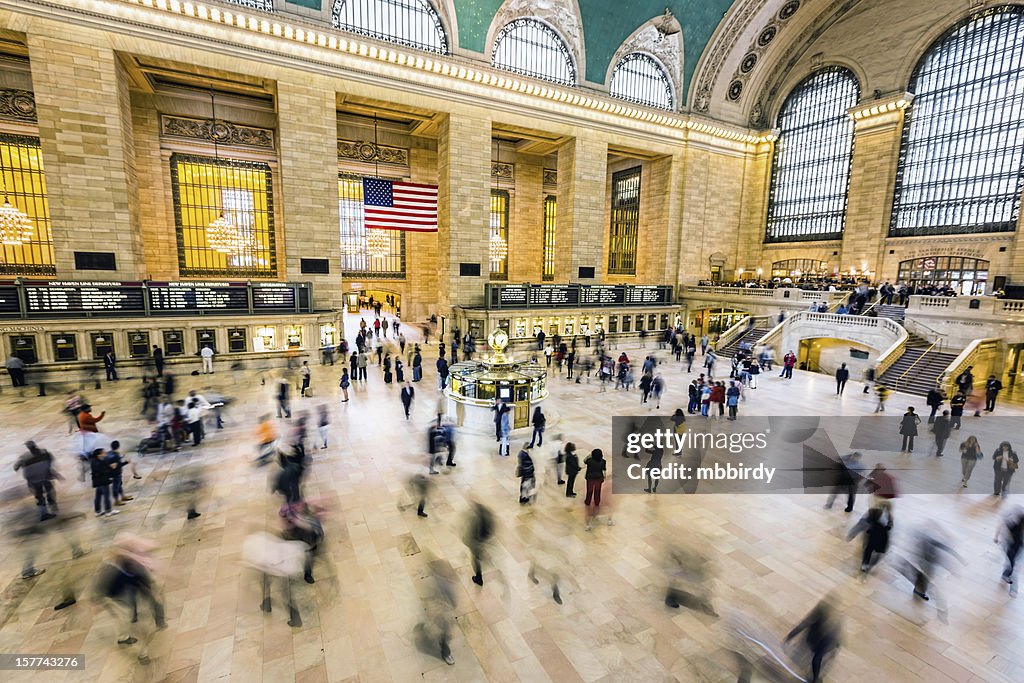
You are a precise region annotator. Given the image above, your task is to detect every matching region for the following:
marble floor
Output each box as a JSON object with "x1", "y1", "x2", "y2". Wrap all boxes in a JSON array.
[{"x1": 0, "y1": 317, "x2": 1022, "y2": 682}]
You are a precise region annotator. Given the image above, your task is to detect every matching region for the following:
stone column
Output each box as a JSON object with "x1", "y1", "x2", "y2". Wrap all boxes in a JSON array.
[
  {"x1": 28, "y1": 28, "x2": 145, "y2": 278},
  {"x1": 406, "y1": 144, "x2": 439, "y2": 321},
  {"x1": 510, "y1": 156, "x2": 544, "y2": 283},
  {"x1": 556, "y1": 134, "x2": 607, "y2": 282},
  {"x1": 436, "y1": 112, "x2": 491, "y2": 313},
  {"x1": 277, "y1": 79, "x2": 342, "y2": 311},
  {"x1": 842, "y1": 103, "x2": 906, "y2": 279},
  {"x1": 637, "y1": 152, "x2": 683, "y2": 284}
]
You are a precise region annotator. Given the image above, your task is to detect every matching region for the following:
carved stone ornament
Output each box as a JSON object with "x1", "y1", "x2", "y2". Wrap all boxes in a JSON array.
[
  {"x1": 491, "y1": 162, "x2": 514, "y2": 181},
  {"x1": 727, "y1": 0, "x2": 803, "y2": 106},
  {"x1": 493, "y1": 0, "x2": 584, "y2": 68},
  {"x1": 543, "y1": 168, "x2": 557, "y2": 187},
  {"x1": 338, "y1": 139, "x2": 409, "y2": 166},
  {"x1": 691, "y1": 0, "x2": 772, "y2": 112},
  {"x1": 161, "y1": 115, "x2": 275, "y2": 149},
  {"x1": 609, "y1": 20, "x2": 683, "y2": 109},
  {"x1": 0, "y1": 89, "x2": 37, "y2": 122}
]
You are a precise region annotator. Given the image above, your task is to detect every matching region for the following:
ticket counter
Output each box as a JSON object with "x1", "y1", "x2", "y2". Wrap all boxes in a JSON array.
[
  {"x1": 90, "y1": 332, "x2": 114, "y2": 360},
  {"x1": 11, "y1": 334, "x2": 38, "y2": 364},
  {"x1": 128, "y1": 331, "x2": 150, "y2": 358}
]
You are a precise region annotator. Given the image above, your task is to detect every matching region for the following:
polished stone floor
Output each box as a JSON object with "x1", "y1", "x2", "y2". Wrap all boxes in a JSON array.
[{"x1": 0, "y1": 315, "x2": 1022, "y2": 682}]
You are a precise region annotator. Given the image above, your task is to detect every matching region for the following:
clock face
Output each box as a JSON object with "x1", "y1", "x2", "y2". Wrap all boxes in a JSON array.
[{"x1": 489, "y1": 329, "x2": 509, "y2": 353}]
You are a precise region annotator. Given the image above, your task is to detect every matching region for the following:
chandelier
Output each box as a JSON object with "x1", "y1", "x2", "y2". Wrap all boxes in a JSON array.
[
  {"x1": 207, "y1": 211, "x2": 241, "y2": 253},
  {"x1": 366, "y1": 229, "x2": 391, "y2": 258},
  {"x1": 0, "y1": 195, "x2": 32, "y2": 246},
  {"x1": 489, "y1": 230, "x2": 508, "y2": 262}
]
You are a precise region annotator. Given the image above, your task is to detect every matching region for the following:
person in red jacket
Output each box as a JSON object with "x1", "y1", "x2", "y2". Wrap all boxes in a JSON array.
[
  {"x1": 77, "y1": 405, "x2": 105, "y2": 432},
  {"x1": 710, "y1": 382, "x2": 726, "y2": 418},
  {"x1": 781, "y1": 351, "x2": 797, "y2": 379}
]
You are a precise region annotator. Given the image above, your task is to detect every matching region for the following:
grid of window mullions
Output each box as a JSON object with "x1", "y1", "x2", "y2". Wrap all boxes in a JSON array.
[
  {"x1": 542, "y1": 195, "x2": 556, "y2": 280},
  {"x1": 223, "y1": 0, "x2": 274, "y2": 12},
  {"x1": 609, "y1": 53, "x2": 674, "y2": 110},
  {"x1": 766, "y1": 68, "x2": 859, "y2": 243},
  {"x1": 171, "y1": 154, "x2": 277, "y2": 278},
  {"x1": 338, "y1": 174, "x2": 406, "y2": 278},
  {"x1": 490, "y1": 190, "x2": 509, "y2": 280},
  {"x1": 0, "y1": 134, "x2": 54, "y2": 275},
  {"x1": 608, "y1": 167, "x2": 641, "y2": 275},
  {"x1": 891, "y1": 9, "x2": 1024, "y2": 236},
  {"x1": 493, "y1": 18, "x2": 576, "y2": 86},
  {"x1": 333, "y1": 0, "x2": 448, "y2": 54}
]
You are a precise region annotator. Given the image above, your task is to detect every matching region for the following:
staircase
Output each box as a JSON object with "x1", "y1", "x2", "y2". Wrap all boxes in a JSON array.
[
  {"x1": 876, "y1": 333, "x2": 960, "y2": 396},
  {"x1": 874, "y1": 304, "x2": 907, "y2": 323},
  {"x1": 717, "y1": 327, "x2": 770, "y2": 359}
]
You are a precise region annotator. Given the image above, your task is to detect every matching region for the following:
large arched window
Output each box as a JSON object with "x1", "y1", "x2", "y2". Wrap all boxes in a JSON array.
[
  {"x1": 609, "y1": 53, "x2": 674, "y2": 110},
  {"x1": 492, "y1": 18, "x2": 576, "y2": 86},
  {"x1": 766, "y1": 67, "x2": 859, "y2": 243},
  {"x1": 332, "y1": 0, "x2": 448, "y2": 54},
  {"x1": 891, "y1": 8, "x2": 1024, "y2": 236}
]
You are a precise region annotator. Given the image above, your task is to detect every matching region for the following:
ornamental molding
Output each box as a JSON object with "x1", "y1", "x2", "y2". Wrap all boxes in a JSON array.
[
  {"x1": 726, "y1": 0, "x2": 803, "y2": 108},
  {"x1": 160, "y1": 114, "x2": 274, "y2": 149},
  {"x1": 748, "y1": 0, "x2": 861, "y2": 127},
  {"x1": 691, "y1": 0, "x2": 772, "y2": 113},
  {"x1": 0, "y1": 89, "x2": 36, "y2": 122},
  {"x1": 543, "y1": 168, "x2": 557, "y2": 188},
  {"x1": 608, "y1": 18, "x2": 683, "y2": 110},
  {"x1": 491, "y1": 162, "x2": 514, "y2": 182},
  {"x1": 337, "y1": 139, "x2": 409, "y2": 165},
  {"x1": 492, "y1": 0, "x2": 584, "y2": 71}
]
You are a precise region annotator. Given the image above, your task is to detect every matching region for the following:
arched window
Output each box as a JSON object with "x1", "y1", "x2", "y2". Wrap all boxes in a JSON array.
[
  {"x1": 332, "y1": 0, "x2": 448, "y2": 54},
  {"x1": 891, "y1": 9, "x2": 1024, "y2": 236},
  {"x1": 766, "y1": 67, "x2": 859, "y2": 243},
  {"x1": 492, "y1": 18, "x2": 576, "y2": 86},
  {"x1": 609, "y1": 53, "x2": 674, "y2": 110}
]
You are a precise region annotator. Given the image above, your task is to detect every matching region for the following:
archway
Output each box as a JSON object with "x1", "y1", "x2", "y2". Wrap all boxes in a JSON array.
[{"x1": 896, "y1": 256, "x2": 989, "y2": 295}]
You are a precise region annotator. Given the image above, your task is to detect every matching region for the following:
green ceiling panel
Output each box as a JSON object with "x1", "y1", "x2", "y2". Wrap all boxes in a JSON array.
[
  {"x1": 451, "y1": 1, "x2": 736, "y2": 99},
  {"x1": 286, "y1": 0, "x2": 322, "y2": 10}
]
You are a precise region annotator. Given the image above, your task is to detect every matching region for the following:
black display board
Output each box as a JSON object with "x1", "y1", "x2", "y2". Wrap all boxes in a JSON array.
[
  {"x1": 148, "y1": 283, "x2": 248, "y2": 312},
  {"x1": 0, "y1": 286, "x2": 19, "y2": 313},
  {"x1": 252, "y1": 284, "x2": 297, "y2": 309},
  {"x1": 485, "y1": 284, "x2": 673, "y2": 309},
  {"x1": 24, "y1": 282, "x2": 145, "y2": 314}
]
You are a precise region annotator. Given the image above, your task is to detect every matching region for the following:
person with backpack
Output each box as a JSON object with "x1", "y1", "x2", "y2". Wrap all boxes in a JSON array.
[
  {"x1": 339, "y1": 368, "x2": 350, "y2": 403},
  {"x1": 527, "y1": 406, "x2": 546, "y2": 448},
  {"x1": 517, "y1": 447, "x2": 536, "y2": 504},
  {"x1": 14, "y1": 441, "x2": 62, "y2": 521}
]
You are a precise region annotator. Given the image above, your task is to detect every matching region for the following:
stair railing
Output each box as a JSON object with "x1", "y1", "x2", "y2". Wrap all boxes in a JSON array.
[
  {"x1": 712, "y1": 315, "x2": 769, "y2": 352},
  {"x1": 938, "y1": 338, "x2": 1002, "y2": 398},
  {"x1": 873, "y1": 318, "x2": 911, "y2": 378},
  {"x1": 904, "y1": 318, "x2": 945, "y2": 352},
  {"x1": 893, "y1": 340, "x2": 938, "y2": 393}
]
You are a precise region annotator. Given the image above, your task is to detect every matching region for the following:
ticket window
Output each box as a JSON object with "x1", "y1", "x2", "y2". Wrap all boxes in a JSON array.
[
  {"x1": 564, "y1": 318, "x2": 575, "y2": 335},
  {"x1": 128, "y1": 332, "x2": 151, "y2": 358},
  {"x1": 579, "y1": 315, "x2": 590, "y2": 337},
  {"x1": 648, "y1": 314, "x2": 657, "y2": 331},
  {"x1": 468, "y1": 319, "x2": 484, "y2": 341},
  {"x1": 196, "y1": 329, "x2": 216, "y2": 353},
  {"x1": 320, "y1": 324, "x2": 337, "y2": 348},
  {"x1": 285, "y1": 325, "x2": 303, "y2": 349},
  {"x1": 228, "y1": 328, "x2": 247, "y2": 353},
  {"x1": 608, "y1": 316, "x2": 617, "y2": 334},
  {"x1": 514, "y1": 317, "x2": 528, "y2": 339},
  {"x1": 661, "y1": 314, "x2": 670, "y2": 330},
  {"x1": 622, "y1": 316, "x2": 632, "y2": 333},
  {"x1": 532, "y1": 323, "x2": 543, "y2": 337},
  {"x1": 548, "y1": 318, "x2": 559, "y2": 336},
  {"x1": 497, "y1": 319, "x2": 510, "y2": 336},
  {"x1": 163, "y1": 330, "x2": 184, "y2": 356},
  {"x1": 91, "y1": 332, "x2": 115, "y2": 360},
  {"x1": 52, "y1": 333, "x2": 78, "y2": 362},
  {"x1": 635, "y1": 315, "x2": 645, "y2": 332},
  {"x1": 10, "y1": 335, "x2": 37, "y2": 364},
  {"x1": 594, "y1": 316, "x2": 605, "y2": 335},
  {"x1": 255, "y1": 327, "x2": 276, "y2": 352}
]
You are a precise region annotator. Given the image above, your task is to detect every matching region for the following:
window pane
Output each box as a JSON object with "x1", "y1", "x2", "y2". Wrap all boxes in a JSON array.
[
  {"x1": 333, "y1": 0, "x2": 448, "y2": 54},
  {"x1": 608, "y1": 167, "x2": 641, "y2": 275},
  {"x1": 542, "y1": 195, "x2": 556, "y2": 280},
  {"x1": 338, "y1": 174, "x2": 406, "y2": 278},
  {"x1": 0, "y1": 134, "x2": 54, "y2": 275},
  {"x1": 170, "y1": 154, "x2": 277, "y2": 277},
  {"x1": 609, "y1": 52, "x2": 674, "y2": 110},
  {"x1": 490, "y1": 190, "x2": 509, "y2": 280},
  {"x1": 766, "y1": 67, "x2": 860, "y2": 242},
  {"x1": 891, "y1": 9, "x2": 1024, "y2": 236},
  {"x1": 492, "y1": 18, "x2": 576, "y2": 86}
]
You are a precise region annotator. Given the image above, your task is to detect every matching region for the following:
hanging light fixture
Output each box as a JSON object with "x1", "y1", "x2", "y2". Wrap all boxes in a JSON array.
[
  {"x1": 205, "y1": 85, "x2": 242, "y2": 255},
  {"x1": 0, "y1": 154, "x2": 32, "y2": 246},
  {"x1": 365, "y1": 114, "x2": 391, "y2": 259},
  {"x1": 489, "y1": 139, "x2": 508, "y2": 263}
]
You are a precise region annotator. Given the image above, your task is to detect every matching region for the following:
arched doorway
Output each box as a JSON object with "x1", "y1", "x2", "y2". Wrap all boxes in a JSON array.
[{"x1": 896, "y1": 256, "x2": 989, "y2": 295}]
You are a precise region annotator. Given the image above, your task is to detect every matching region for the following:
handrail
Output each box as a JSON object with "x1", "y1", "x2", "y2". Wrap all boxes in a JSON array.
[
  {"x1": 939, "y1": 337, "x2": 1002, "y2": 397},
  {"x1": 904, "y1": 318, "x2": 944, "y2": 352},
  {"x1": 893, "y1": 340, "x2": 938, "y2": 392},
  {"x1": 712, "y1": 315, "x2": 770, "y2": 352}
]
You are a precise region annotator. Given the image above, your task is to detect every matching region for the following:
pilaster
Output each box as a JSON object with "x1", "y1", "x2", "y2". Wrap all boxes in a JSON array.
[{"x1": 555, "y1": 134, "x2": 607, "y2": 283}]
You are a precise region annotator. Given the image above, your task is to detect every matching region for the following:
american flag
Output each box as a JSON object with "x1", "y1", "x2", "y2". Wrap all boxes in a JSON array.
[{"x1": 362, "y1": 178, "x2": 438, "y2": 232}]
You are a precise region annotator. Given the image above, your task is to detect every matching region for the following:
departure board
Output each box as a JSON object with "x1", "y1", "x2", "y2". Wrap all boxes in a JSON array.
[
  {"x1": 24, "y1": 282, "x2": 146, "y2": 314},
  {"x1": 148, "y1": 283, "x2": 249, "y2": 312},
  {"x1": 252, "y1": 284, "x2": 297, "y2": 309},
  {"x1": 0, "y1": 286, "x2": 19, "y2": 314},
  {"x1": 486, "y1": 284, "x2": 673, "y2": 309}
]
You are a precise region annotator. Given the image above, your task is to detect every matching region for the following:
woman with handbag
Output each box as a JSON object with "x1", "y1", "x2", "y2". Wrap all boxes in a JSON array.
[
  {"x1": 959, "y1": 435, "x2": 982, "y2": 487},
  {"x1": 993, "y1": 441, "x2": 1019, "y2": 496}
]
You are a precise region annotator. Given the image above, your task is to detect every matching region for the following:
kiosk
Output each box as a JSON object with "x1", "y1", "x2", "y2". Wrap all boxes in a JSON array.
[{"x1": 445, "y1": 329, "x2": 547, "y2": 432}]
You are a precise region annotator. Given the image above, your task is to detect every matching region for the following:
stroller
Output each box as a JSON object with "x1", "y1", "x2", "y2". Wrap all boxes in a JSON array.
[{"x1": 137, "y1": 429, "x2": 167, "y2": 456}]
